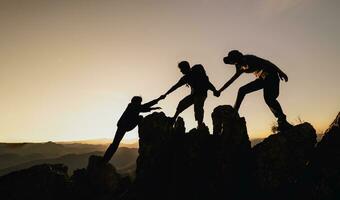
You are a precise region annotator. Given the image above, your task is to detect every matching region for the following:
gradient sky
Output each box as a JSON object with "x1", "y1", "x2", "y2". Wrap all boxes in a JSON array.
[{"x1": 1, "y1": 0, "x2": 339, "y2": 143}]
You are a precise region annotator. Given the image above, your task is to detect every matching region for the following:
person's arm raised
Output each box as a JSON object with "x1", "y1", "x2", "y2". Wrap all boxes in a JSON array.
[
  {"x1": 219, "y1": 69, "x2": 243, "y2": 93},
  {"x1": 163, "y1": 77, "x2": 186, "y2": 96}
]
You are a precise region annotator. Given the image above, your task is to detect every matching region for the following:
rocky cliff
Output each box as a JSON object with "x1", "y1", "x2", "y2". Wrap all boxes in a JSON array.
[{"x1": 0, "y1": 107, "x2": 339, "y2": 200}]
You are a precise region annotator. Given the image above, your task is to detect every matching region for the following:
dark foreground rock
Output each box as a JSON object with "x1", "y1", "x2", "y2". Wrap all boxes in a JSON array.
[
  {"x1": 0, "y1": 107, "x2": 339, "y2": 200},
  {"x1": 301, "y1": 112, "x2": 340, "y2": 200},
  {"x1": 252, "y1": 123, "x2": 317, "y2": 199},
  {"x1": 0, "y1": 156, "x2": 130, "y2": 200},
  {"x1": 0, "y1": 164, "x2": 71, "y2": 200},
  {"x1": 132, "y1": 105, "x2": 253, "y2": 200}
]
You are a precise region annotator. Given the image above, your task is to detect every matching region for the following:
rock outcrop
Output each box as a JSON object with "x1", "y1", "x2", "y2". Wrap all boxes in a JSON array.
[
  {"x1": 133, "y1": 105, "x2": 253, "y2": 200},
  {"x1": 0, "y1": 164, "x2": 71, "y2": 200},
  {"x1": 0, "y1": 107, "x2": 339, "y2": 200},
  {"x1": 302, "y1": 112, "x2": 340, "y2": 200},
  {"x1": 252, "y1": 123, "x2": 317, "y2": 199},
  {"x1": 0, "y1": 157, "x2": 130, "y2": 200}
]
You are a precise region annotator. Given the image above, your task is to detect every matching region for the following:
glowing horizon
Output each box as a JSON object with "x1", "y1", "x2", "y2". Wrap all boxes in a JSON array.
[{"x1": 1, "y1": 0, "x2": 339, "y2": 143}]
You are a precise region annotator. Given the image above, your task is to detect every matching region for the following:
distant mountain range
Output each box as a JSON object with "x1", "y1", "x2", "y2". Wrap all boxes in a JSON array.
[
  {"x1": 56, "y1": 138, "x2": 139, "y2": 148},
  {"x1": 0, "y1": 134, "x2": 323, "y2": 177},
  {"x1": 0, "y1": 142, "x2": 138, "y2": 176}
]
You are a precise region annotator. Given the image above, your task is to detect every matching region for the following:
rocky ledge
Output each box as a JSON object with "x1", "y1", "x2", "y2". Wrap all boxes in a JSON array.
[{"x1": 1, "y1": 107, "x2": 339, "y2": 200}]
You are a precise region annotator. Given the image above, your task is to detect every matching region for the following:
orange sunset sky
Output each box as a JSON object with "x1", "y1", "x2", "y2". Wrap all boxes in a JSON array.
[{"x1": 1, "y1": 0, "x2": 339, "y2": 143}]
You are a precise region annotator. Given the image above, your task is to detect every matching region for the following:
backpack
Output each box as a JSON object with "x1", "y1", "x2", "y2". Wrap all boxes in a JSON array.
[{"x1": 191, "y1": 64, "x2": 210, "y2": 90}]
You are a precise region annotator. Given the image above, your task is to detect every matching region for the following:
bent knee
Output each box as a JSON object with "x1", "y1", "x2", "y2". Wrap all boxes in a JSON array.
[{"x1": 264, "y1": 96, "x2": 276, "y2": 105}]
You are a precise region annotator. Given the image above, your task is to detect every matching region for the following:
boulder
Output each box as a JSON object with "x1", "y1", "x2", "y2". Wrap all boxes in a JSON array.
[
  {"x1": 134, "y1": 106, "x2": 253, "y2": 200},
  {"x1": 0, "y1": 164, "x2": 70, "y2": 200},
  {"x1": 252, "y1": 122, "x2": 317, "y2": 199},
  {"x1": 303, "y1": 112, "x2": 340, "y2": 200}
]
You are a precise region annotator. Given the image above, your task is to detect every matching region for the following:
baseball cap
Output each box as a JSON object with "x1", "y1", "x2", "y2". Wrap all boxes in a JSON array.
[{"x1": 223, "y1": 50, "x2": 243, "y2": 64}]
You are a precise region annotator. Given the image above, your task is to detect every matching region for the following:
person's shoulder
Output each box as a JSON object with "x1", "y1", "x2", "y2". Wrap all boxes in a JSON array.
[
  {"x1": 245, "y1": 54, "x2": 269, "y2": 64},
  {"x1": 181, "y1": 74, "x2": 189, "y2": 81},
  {"x1": 244, "y1": 54, "x2": 261, "y2": 60},
  {"x1": 125, "y1": 103, "x2": 136, "y2": 111}
]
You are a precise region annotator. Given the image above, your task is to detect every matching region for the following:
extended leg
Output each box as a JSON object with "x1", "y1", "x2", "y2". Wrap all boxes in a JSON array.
[
  {"x1": 194, "y1": 95, "x2": 207, "y2": 127},
  {"x1": 234, "y1": 79, "x2": 264, "y2": 111},
  {"x1": 263, "y1": 76, "x2": 285, "y2": 120},
  {"x1": 263, "y1": 75, "x2": 292, "y2": 130},
  {"x1": 173, "y1": 95, "x2": 194, "y2": 120},
  {"x1": 103, "y1": 127, "x2": 126, "y2": 164}
]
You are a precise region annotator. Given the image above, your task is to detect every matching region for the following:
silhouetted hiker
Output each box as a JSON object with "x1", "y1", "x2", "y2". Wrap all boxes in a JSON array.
[
  {"x1": 103, "y1": 95, "x2": 164, "y2": 163},
  {"x1": 218, "y1": 50, "x2": 292, "y2": 131},
  {"x1": 161, "y1": 61, "x2": 219, "y2": 128}
]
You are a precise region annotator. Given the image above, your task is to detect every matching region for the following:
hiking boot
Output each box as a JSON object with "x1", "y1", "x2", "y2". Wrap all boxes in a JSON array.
[
  {"x1": 197, "y1": 122, "x2": 206, "y2": 130},
  {"x1": 169, "y1": 117, "x2": 176, "y2": 126},
  {"x1": 277, "y1": 119, "x2": 293, "y2": 132}
]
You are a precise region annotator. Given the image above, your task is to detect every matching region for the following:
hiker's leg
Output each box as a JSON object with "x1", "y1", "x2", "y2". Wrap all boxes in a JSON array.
[
  {"x1": 103, "y1": 127, "x2": 126, "y2": 163},
  {"x1": 194, "y1": 95, "x2": 207, "y2": 126},
  {"x1": 234, "y1": 79, "x2": 264, "y2": 111},
  {"x1": 173, "y1": 95, "x2": 194, "y2": 119},
  {"x1": 138, "y1": 115, "x2": 144, "y2": 125},
  {"x1": 124, "y1": 115, "x2": 143, "y2": 133},
  {"x1": 263, "y1": 75, "x2": 286, "y2": 121}
]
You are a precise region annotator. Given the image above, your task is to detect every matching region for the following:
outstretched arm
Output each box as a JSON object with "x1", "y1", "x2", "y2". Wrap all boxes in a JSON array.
[
  {"x1": 163, "y1": 77, "x2": 186, "y2": 96},
  {"x1": 208, "y1": 81, "x2": 217, "y2": 92},
  {"x1": 140, "y1": 106, "x2": 162, "y2": 113},
  {"x1": 207, "y1": 81, "x2": 220, "y2": 97},
  {"x1": 219, "y1": 70, "x2": 243, "y2": 93},
  {"x1": 140, "y1": 94, "x2": 166, "y2": 112}
]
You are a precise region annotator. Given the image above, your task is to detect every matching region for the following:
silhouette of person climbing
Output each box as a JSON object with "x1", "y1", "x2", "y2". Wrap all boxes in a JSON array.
[
  {"x1": 161, "y1": 61, "x2": 219, "y2": 128},
  {"x1": 218, "y1": 50, "x2": 292, "y2": 131},
  {"x1": 103, "y1": 95, "x2": 164, "y2": 163}
]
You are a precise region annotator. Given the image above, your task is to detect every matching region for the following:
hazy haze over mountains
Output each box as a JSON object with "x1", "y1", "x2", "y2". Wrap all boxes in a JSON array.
[
  {"x1": 0, "y1": 135, "x2": 323, "y2": 176},
  {"x1": 0, "y1": 141, "x2": 138, "y2": 176}
]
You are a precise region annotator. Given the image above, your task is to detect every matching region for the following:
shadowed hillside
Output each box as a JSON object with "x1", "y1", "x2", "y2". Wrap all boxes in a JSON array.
[
  {"x1": 0, "y1": 147, "x2": 138, "y2": 176},
  {"x1": 0, "y1": 142, "x2": 138, "y2": 176}
]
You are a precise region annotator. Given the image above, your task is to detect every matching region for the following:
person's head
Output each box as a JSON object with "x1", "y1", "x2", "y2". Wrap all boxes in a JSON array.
[
  {"x1": 178, "y1": 60, "x2": 191, "y2": 75},
  {"x1": 131, "y1": 96, "x2": 142, "y2": 105},
  {"x1": 223, "y1": 50, "x2": 243, "y2": 65}
]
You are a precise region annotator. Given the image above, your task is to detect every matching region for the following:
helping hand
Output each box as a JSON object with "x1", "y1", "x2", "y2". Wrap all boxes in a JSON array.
[{"x1": 213, "y1": 90, "x2": 220, "y2": 97}]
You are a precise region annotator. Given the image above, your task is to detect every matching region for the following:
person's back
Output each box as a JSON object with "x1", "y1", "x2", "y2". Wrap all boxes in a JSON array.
[
  {"x1": 187, "y1": 64, "x2": 211, "y2": 95},
  {"x1": 241, "y1": 55, "x2": 278, "y2": 78},
  {"x1": 117, "y1": 103, "x2": 141, "y2": 131}
]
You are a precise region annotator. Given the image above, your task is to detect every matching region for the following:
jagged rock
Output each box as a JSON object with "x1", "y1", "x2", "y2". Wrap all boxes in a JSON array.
[
  {"x1": 133, "y1": 106, "x2": 253, "y2": 200},
  {"x1": 211, "y1": 105, "x2": 251, "y2": 157},
  {"x1": 0, "y1": 164, "x2": 71, "y2": 200},
  {"x1": 133, "y1": 112, "x2": 175, "y2": 199},
  {"x1": 71, "y1": 155, "x2": 131, "y2": 200},
  {"x1": 87, "y1": 155, "x2": 121, "y2": 192},
  {"x1": 252, "y1": 122, "x2": 317, "y2": 199},
  {"x1": 1, "y1": 107, "x2": 339, "y2": 200},
  {"x1": 303, "y1": 112, "x2": 340, "y2": 200}
]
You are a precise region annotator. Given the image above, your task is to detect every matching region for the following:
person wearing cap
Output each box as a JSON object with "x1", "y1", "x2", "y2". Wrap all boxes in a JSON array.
[
  {"x1": 218, "y1": 50, "x2": 292, "y2": 131},
  {"x1": 102, "y1": 95, "x2": 164, "y2": 163},
  {"x1": 161, "y1": 61, "x2": 219, "y2": 128}
]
